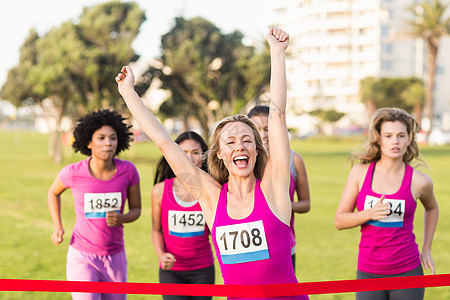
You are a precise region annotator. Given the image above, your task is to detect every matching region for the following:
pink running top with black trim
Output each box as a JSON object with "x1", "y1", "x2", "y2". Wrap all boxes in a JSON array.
[
  {"x1": 356, "y1": 161, "x2": 421, "y2": 275},
  {"x1": 160, "y1": 178, "x2": 214, "y2": 271},
  {"x1": 211, "y1": 179, "x2": 309, "y2": 300}
]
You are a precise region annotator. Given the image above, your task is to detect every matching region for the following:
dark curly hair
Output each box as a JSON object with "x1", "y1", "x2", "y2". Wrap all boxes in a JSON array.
[
  {"x1": 72, "y1": 109, "x2": 133, "y2": 156},
  {"x1": 154, "y1": 131, "x2": 208, "y2": 184}
]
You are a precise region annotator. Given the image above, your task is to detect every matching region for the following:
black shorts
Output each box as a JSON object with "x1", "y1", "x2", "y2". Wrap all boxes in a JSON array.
[
  {"x1": 159, "y1": 265, "x2": 215, "y2": 300},
  {"x1": 356, "y1": 265, "x2": 424, "y2": 300}
]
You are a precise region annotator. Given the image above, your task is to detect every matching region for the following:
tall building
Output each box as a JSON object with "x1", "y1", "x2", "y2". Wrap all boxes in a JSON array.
[{"x1": 272, "y1": 0, "x2": 450, "y2": 134}]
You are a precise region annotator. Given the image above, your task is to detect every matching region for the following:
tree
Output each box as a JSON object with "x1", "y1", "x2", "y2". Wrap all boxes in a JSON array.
[
  {"x1": 0, "y1": 30, "x2": 40, "y2": 106},
  {"x1": 75, "y1": 1, "x2": 145, "y2": 112},
  {"x1": 404, "y1": 0, "x2": 450, "y2": 133},
  {"x1": 360, "y1": 77, "x2": 382, "y2": 119},
  {"x1": 401, "y1": 81, "x2": 425, "y2": 126},
  {"x1": 0, "y1": 1, "x2": 146, "y2": 163},
  {"x1": 139, "y1": 17, "x2": 270, "y2": 139},
  {"x1": 359, "y1": 77, "x2": 424, "y2": 121},
  {"x1": 310, "y1": 109, "x2": 345, "y2": 134}
]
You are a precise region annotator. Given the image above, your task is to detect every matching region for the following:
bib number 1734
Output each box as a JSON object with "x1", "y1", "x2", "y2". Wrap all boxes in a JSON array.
[{"x1": 364, "y1": 195, "x2": 405, "y2": 227}]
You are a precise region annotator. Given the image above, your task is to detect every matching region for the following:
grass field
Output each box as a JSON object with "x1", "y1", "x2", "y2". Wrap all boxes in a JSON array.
[{"x1": 0, "y1": 131, "x2": 449, "y2": 299}]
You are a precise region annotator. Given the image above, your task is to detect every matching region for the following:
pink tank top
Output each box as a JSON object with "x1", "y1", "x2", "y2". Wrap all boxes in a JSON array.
[
  {"x1": 356, "y1": 161, "x2": 421, "y2": 274},
  {"x1": 211, "y1": 179, "x2": 309, "y2": 300},
  {"x1": 160, "y1": 178, "x2": 214, "y2": 271}
]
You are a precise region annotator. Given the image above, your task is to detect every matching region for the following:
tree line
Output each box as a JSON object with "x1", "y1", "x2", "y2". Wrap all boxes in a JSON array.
[{"x1": 1, "y1": 0, "x2": 449, "y2": 163}]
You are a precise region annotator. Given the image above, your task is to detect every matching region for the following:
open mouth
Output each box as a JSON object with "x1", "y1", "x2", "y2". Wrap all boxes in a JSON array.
[{"x1": 233, "y1": 155, "x2": 249, "y2": 168}]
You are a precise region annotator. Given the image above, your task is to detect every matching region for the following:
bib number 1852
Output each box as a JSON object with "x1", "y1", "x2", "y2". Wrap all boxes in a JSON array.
[{"x1": 84, "y1": 192, "x2": 122, "y2": 218}]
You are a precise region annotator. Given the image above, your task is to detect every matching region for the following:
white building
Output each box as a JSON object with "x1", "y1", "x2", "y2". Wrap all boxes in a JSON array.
[{"x1": 272, "y1": 0, "x2": 450, "y2": 133}]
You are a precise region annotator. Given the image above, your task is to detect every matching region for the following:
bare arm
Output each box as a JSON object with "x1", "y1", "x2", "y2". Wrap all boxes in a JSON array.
[
  {"x1": 115, "y1": 67, "x2": 220, "y2": 223},
  {"x1": 414, "y1": 171, "x2": 439, "y2": 275},
  {"x1": 48, "y1": 177, "x2": 67, "y2": 245},
  {"x1": 261, "y1": 28, "x2": 291, "y2": 224},
  {"x1": 151, "y1": 182, "x2": 176, "y2": 270},
  {"x1": 335, "y1": 164, "x2": 390, "y2": 230},
  {"x1": 291, "y1": 152, "x2": 311, "y2": 213},
  {"x1": 106, "y1": 182, "x2": 141, "y2": 227},
  {"x1": 116, "y1": 67, "x2": 197, "y2": 177}
]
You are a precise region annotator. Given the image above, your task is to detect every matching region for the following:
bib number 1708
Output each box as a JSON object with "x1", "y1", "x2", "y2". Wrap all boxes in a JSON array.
[
  {"x1": 215, "y1": 220, "x2": 269, "y2": 264},
  {"x1": 219, "y1": 228, "x2": 262, "y2": 250}
]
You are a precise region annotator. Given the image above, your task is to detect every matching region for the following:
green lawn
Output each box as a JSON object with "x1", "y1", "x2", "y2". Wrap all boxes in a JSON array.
[{"x1": 0, "y1": 131, "x2": 449, "y2": 299}]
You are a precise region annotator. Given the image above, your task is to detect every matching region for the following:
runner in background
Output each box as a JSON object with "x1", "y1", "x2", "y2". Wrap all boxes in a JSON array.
[
  {"x1": 335, "y1": 107, "x2": 439, "y2": 300},
  {"x1": 116, "y1": 27, "x2": 309, "y2": 300},
  {"x1": 248, "y1": 105, "x2": 310, "y2": 271},
  {"x1": 152, "y1": 131, "x2": 215, "y2": 300},
  {"x1": 48, "y1": 109, "x2": 141, "y2": 300}
]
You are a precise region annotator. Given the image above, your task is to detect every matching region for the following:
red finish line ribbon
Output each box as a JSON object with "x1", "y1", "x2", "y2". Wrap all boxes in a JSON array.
[{"x1": 1, "y1": 274, "x2": 450, "y2": 296}]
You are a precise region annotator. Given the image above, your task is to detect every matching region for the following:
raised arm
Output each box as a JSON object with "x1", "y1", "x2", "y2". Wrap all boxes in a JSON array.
[
  {"x1": 267, "y1": 28, "x2": 290, "y2": 173},
  {"x1": 116, "y1": 66, "x2": 193, "y2": 173},
  {"x1": 261, "y1": 28, "x2": 291, "y2": 224},
  {"x1": 115, "y1": 67, "x2": 220, "y2": 223}
]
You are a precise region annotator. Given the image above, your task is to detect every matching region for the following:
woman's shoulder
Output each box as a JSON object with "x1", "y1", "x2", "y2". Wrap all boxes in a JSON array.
[
  {"x1": 292, "y1": 151, "x2": 305, "y2": 163},
  {"x1": 60, "y1": 158, "x2": 88, "y2": 173},
  {"x1": 350, "y1": 162, "x2": 371, "y2": 175},
  {"x1": 114, "y1": 158, "x2": 139, "y2": 172},
  {"x1": 412, "y1": 167, "x2": 433, "y2": 191},
  {"x1": 114, "y1": 158, "x2": 136, "y2": 167},
  {"x1": 154, "y1": 179, "x2": 170, "y2": 189},
  {"x1": 152, "y1": 181, "x2": 166, "y2": 199}
]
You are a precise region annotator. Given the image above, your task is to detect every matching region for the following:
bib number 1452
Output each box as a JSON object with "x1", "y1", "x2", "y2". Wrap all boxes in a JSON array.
[{"x1": 168, "y1": 210, "x2": 205, "y2": 237}]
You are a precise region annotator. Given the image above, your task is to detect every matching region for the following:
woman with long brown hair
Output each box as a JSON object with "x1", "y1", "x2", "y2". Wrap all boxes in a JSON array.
[{"x1": 335, "y1": 107, "x2": 439, "y2": 300}]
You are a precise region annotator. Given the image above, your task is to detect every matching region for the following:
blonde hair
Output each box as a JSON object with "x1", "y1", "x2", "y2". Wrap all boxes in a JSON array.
[
  {"x1": 353, "y1": 107, "x2": 420, "y2": 164},
  {"x1": 207, "y1": 114, "x2": 268, "y2": 185}
]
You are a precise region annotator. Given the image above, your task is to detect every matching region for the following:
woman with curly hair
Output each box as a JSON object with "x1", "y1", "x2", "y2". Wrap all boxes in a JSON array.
[
  {"x1": 335, "y1": 107, "x2": 439, "y2": 300},
  {"x1": 48, "y1": 109, "x2": 141, "y2": 300}
]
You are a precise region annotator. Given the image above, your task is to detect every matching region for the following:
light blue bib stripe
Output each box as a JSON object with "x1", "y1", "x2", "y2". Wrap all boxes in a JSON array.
[
  {"x1": 368, "y1": 220, "x2": 403, "y2": 228},
  {"x1": 221, "y1": 249, "x2": 270, "y2": 264},
  {"x1": 85, "y1": 210, "x2": 120, "y2": 218},
  {"x1": 170, "y1": 231, "x2": 204, "y2": 238}
]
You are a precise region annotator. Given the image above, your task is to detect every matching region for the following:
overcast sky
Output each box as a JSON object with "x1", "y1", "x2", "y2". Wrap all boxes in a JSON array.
[{"x1": 0, "y1": 0, "x2": 280, "y2": 88}]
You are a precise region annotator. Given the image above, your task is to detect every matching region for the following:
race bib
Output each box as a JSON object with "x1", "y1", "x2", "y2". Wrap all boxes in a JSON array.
[
  {"x1": 364, "y1": 195, "x2": 405, "y2": 227},
  {"x1": 215, "y1": 220, "x2": 269, "y2": 264},
  {"x1": 168, "y1": 210, "x2": 205, "y2": 237},
  {"x1": 84, "y1": 192, "x2": 122, "y2": 218}
]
